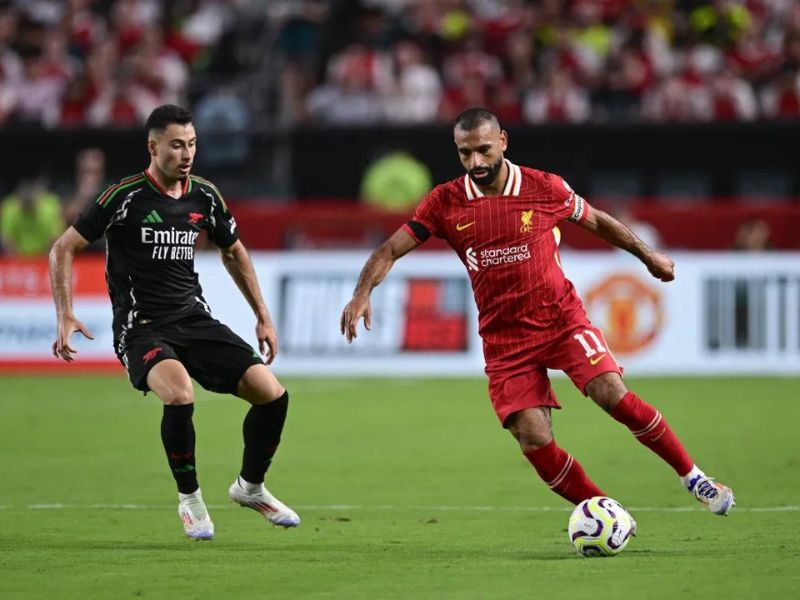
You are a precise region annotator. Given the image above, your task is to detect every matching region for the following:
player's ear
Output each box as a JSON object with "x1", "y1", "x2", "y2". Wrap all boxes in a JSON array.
[
  {"x1": 147, "y1": 136, "x2": 158, "y2": 157},
  {"x1": 499, "y1": 129, "x2": 508, "y2": 152}
]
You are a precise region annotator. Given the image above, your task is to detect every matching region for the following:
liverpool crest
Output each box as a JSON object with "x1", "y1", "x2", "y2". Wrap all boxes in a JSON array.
[{"x1": 520, "y1": 209, "x2": 533, "y2": 233}]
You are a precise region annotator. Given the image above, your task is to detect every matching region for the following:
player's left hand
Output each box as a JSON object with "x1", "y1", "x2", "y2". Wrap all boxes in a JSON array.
[
  {"x1": 256, "y1": 316, "x2": 278, "y2": 364},
  {"x1": 340, "y1": 295, "x2": 372, "y2": 343},
  {"x1": 645, "y1": 251, "x2": 675, "y2": 282}
]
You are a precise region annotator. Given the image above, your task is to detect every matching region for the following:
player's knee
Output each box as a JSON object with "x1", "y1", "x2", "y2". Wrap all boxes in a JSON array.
[
  {"x1": 517, "y1": 431, "x2": 553, "y2": 454},
  {"x1": 249, "y1": 386, "x2": 287, "y2": 406},
  {"x1": 586, "y1": 374, "x2": 627, "y2": 413},
  {"x1": 510, "y1": 422, "x2": 553, "y2": 452},
  {"x1": 590, "y1": 392, "x2": 621, "y2": 414},
  {"x1": 507, "y1": 408, "x2": 553, "y2": 452},
  {"x1": 160, "y1": 386, "x2": 194, "y2": 406},
  {"x1": 238, "y1": 364, "x2": 285, "y2": 405}
]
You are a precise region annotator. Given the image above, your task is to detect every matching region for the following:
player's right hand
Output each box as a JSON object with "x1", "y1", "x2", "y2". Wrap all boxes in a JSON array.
[
  {"x1": 645, "y1": 251, "x2": 675, "y2": 282},
  {"x1": 52, "y1": 316, "x2": 95, "y2": 362},
  {"x1": 340, "y1": 296, "x2": 371, "y2": 343}
]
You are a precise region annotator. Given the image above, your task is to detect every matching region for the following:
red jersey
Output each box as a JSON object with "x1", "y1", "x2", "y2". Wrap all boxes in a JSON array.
[{"x1": 403, "y1": 160, "x2": 591, "y2": 367}]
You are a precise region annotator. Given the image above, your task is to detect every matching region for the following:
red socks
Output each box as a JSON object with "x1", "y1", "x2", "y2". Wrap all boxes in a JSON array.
[
  {"x1": 524, "y1": 440, "x2": 605, "y2": 504},
  {"x1": 611, "y1": 391, "x2": 693, "y2": 476},
  {"x1": 522, "y1": 392, "x2": 693, "y2": 504}
]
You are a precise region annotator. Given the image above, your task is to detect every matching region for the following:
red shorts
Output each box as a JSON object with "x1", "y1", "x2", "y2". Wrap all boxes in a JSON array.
[{"x1": 486, "y1": 322, "x2": 622, "y2": 427}]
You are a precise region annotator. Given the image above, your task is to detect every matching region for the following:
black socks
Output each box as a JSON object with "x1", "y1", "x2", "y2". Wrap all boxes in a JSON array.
[
  {"x1": 161, "y1": 391, "x2": 289, "y2": 492},
  {"x1": 240, "y1": 391, "x2": 289, "y2": 484},
  {"x1": 161, "y1": 403, "x2": 198, "y2": 494}
]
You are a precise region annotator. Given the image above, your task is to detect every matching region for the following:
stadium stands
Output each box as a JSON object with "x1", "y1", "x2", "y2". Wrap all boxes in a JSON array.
[
  {"x1": 1, "y1": 1, "x2": 800, "y2": 128},
  {"x1": 0, "y1": 0, "x2": 799, "y2": 255}
]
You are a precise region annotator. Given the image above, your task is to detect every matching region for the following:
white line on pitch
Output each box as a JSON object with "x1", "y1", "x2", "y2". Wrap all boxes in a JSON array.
[{"x1": 6, "y1": 504, "x2": 799, "y2": 513}]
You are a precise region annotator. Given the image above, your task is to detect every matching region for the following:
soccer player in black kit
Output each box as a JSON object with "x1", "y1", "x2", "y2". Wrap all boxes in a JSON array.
[{"x1": 49, "y1": 105, "x2": 299, "y2": 540}]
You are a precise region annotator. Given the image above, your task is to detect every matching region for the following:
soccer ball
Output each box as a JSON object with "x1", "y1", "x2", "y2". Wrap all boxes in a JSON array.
[{"x1": 568, "y1": 496, "x2": 635, "y2": 557}]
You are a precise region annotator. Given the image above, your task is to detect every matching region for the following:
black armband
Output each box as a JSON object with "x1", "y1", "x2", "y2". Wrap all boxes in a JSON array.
[{"x1": 405, "y1": 220, "x2": 431, "y2": 242}]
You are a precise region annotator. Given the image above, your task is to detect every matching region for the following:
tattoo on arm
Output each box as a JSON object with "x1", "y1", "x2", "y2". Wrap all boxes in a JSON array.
[
  {"x1": 594, "y1": 212, "x2": 649, "y2": 259},
  {"x1": 49, "y1": 241, "x2": 78, "y2": 319},
  {"x1": 353, "y1": 247, "x2": 393, "y2": 297},
  {"x1": 353, "y1": 229, "x2": 417, "y2": 297}
]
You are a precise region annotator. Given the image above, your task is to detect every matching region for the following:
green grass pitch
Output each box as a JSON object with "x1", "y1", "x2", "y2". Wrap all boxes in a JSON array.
[{"x1": 1, "y1": 375, "x2": 798, "y2": 599}]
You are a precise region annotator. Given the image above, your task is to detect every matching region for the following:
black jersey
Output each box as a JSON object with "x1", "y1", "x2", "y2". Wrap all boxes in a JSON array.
[{"x1": 73, "y1": 170, "x2": 239, "y2": 355}]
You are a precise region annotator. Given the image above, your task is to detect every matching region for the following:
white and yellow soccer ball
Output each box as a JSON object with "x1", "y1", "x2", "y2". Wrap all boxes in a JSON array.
[{"x1": 568, "y1": 496, "x2": 635, "y2": 557}]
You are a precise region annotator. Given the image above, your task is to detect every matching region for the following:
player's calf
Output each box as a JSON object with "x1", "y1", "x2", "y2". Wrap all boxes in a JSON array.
[
  {"x1": 524, "y1": 440, "x2": 605, "y2": 505},
  {"x1": 509, "y1": 408, "x2": 605, "y2": 505},
  {"x1": 610, "y1": 391, "x2": 694, "y2": 476}
]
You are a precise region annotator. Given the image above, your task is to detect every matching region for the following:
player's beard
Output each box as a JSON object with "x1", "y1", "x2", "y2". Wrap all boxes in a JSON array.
[{"x1": 468, "y1": 156, "x2": 504, "y2": 187}]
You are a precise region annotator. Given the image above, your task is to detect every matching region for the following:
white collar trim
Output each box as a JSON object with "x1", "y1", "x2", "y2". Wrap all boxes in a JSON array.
[{"x1": 464, "y1": 159, "x2": 521, "y2": 200}]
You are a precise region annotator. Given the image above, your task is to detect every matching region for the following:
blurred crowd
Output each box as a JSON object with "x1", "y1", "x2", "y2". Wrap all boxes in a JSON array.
[
  {"x1": 0, "y1": 1, "x2": 791, "y2": 256},
  {"x1": 2, "y1": 1, "x2": 800, "y2": 128},
  {"x1": 0, "y1": 0, "x2": 258, "y2": 128},
  {"x1": 282, "y1": 0, "x2": 800, "y2": 125}
]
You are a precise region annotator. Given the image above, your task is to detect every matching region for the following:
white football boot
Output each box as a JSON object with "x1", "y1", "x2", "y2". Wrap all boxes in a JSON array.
[
  {"x1": 687, "y1": 475, "x2": 735, "y2": 515},
  {"x1": 228, "y1": 476, "x2": 300, "y2": 528},
  {"x1": 178, "y1": 489, "x2": 214, "y2": 540}
]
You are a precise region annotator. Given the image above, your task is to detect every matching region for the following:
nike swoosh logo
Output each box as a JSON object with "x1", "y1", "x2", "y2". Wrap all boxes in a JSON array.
[
  {"x1": 456, "y1": 222, "x2": 475, "y2": 231},
  {"x1": 589, "y1": 354, "x2": 607, "y2": 365}
]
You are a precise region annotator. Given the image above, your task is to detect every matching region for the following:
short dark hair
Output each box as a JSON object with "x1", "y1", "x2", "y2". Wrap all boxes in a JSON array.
[
  {"x1": 146, "y1": 104, "x2": 193, "y2": 133},
  {"x1": 454, "y1": 107, "x2": 500, "y2": 131}
]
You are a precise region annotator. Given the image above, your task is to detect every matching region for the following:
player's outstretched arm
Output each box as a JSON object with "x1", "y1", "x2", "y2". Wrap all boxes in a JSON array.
[
  {"x1": 578, "y1": 206, "x2": 675, "y2": 282},
  {"x1": 219, "y1": 240, "x2": 278, "y2": 363},
  {"x1": 340, "y1": 228, "x2": 419, "y2": 343},
  {"x1": 49, "y1": 227, "x2": 95, "y2": 361}
]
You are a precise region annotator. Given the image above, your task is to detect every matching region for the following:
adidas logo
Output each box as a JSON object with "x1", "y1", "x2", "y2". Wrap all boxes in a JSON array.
[{"x1": 142, "y1": 210, "x2": 164, "y2": 224}]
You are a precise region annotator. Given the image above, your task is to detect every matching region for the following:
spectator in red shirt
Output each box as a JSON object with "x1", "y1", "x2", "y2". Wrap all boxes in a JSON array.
[{"x1": 760, "y1": 65, "x2": 800, "y2": 118}]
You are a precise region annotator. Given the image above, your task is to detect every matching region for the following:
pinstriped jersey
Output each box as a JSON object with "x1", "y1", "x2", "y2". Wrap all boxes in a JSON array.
[
  {"x1": 403, "y1": 160, "x2": 591, "y2": 367},
  {"x1": 73, "y1": 170, "x2": 239, "y2": 355}
]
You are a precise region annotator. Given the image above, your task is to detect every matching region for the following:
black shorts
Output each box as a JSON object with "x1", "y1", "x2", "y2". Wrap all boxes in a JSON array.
[{"x1": 120, "y1": 314, "x2": 264, "y2": 394}]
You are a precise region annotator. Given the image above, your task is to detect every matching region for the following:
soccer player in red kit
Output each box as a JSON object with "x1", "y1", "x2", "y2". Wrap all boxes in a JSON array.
[{"x1": 340, "y1": 108, "x2": 734, "y2": 516}]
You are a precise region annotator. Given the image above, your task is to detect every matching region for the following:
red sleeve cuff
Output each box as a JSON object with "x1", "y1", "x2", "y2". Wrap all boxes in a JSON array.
[{"x1": 402, "y1": 223, "x2": 421, "y2": 243}]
